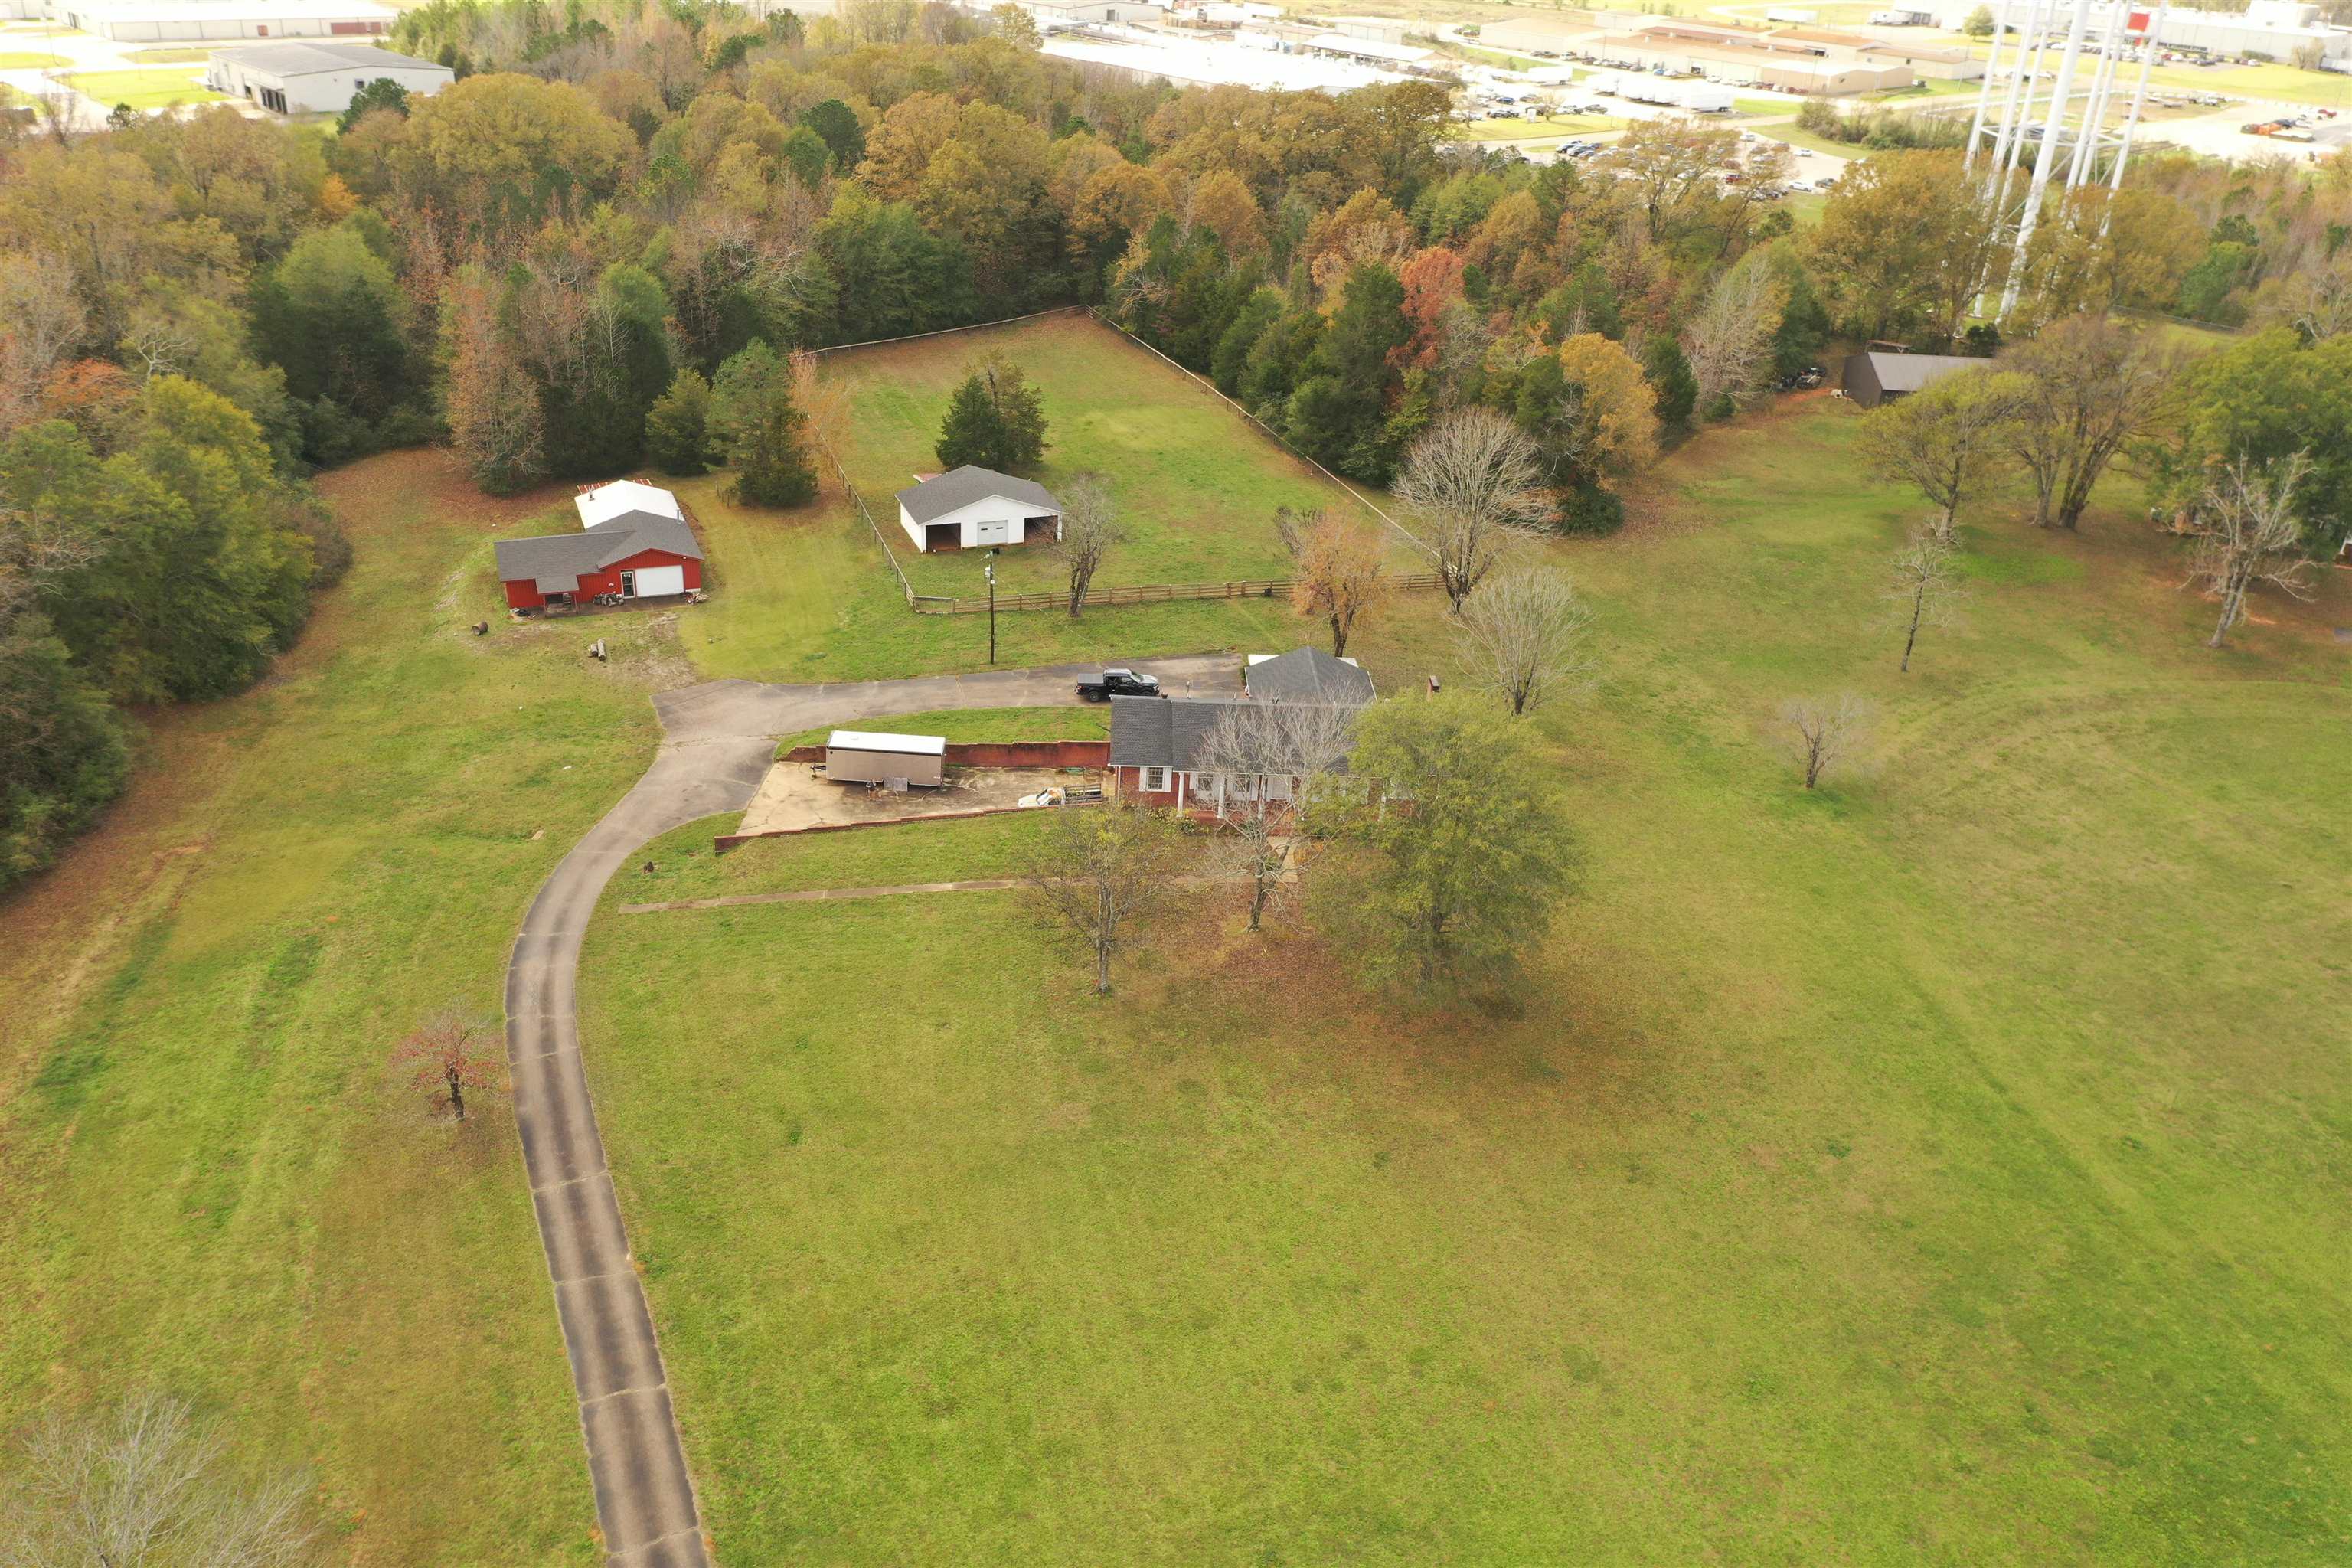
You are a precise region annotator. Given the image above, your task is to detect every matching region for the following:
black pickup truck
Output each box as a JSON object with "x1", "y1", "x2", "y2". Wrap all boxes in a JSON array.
[{"x1": 1076, "y1": 668, "x2": 1163, "y2": 702}]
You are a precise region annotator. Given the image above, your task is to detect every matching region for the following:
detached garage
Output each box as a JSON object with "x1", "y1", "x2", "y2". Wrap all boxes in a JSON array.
[
  {"x1": 895, "y1": 466, "x2": 1061, "y2": 554},
  {"x1": 824, "y1": 731, "x2": 946, "y2": 789}
]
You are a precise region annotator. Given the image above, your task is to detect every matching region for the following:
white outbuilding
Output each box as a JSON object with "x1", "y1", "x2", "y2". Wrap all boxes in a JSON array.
[
  {"x1": 894, "y1": 466, "x2": 1062, "y2": 554},
  {"x1": 575, "y1": 479, "x2": 684, "y2": 531},
  {"x1": 823, "y1": 730, "x2": 947, "y2": 789},
  {"x1": 204, "y1": 39, "x2": 449, "y2": 113}
]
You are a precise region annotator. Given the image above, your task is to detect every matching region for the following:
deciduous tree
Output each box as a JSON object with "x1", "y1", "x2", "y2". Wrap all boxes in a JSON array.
[
  {"x1": 1282, "y1": 506, "x2": 1389, "y2": 657},
  {"x1": 1396, "y1": 405, "x2": 1548, "y2": 611},
  {"x1": 1020, "y1": 802, "x2": 1188, "y2": 995},
  {"x1": 1192, "y1": 696, "x2": 1358, "y2": 931},
  {"x1": 2002, "y1": 315, "x2": 2177, "y2": 530},
  {"x1": 1855, "y1": 366, "x2": 2024, "y2": 540},
  {"x1": 390, "y1": 1008, "x2": 502, "y2": 1122},
  {"x1": 0, "y1": 1392, "x2": 318, "y2": 1567},
  {"x1": 936, "y1": 351, "x2": 1049, "y2": 472},
  {"x1": 1310, "y1": 692, "x2": 1580, "y2": 995},
  {"x1": 1887, "y1": 523, "x2": 1965, "y2": 672},
  {"x1": 1052, "y1": 473, "x2": 1119, "y2": 617},
  {"x1": 1780, "y1": 694, "x2": 1871, "y2": 789},
  {"x1": 1455, "y1": 567, "x2": 1595, "y2": 717},
  {"x1": 2187, "y1": 452, "x2": 2316, "y2": 649}
]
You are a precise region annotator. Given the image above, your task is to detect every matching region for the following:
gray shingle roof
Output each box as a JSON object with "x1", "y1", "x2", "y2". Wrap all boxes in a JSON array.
[
  {"x1": 894, "y1": 465, "x2": 1059, "y2": 524},
  {"x1": 1110, "y1": 694, "x2": 1361, "y2": 774},
  {"x1": 1246, "y1": 646, "x2": 1375, "y2": 705},
  {"x1": 494, "y1": 509, "x2": 701, "y2": 592},
  {"x1": 1857, "y1": 352, "x2": 1983, "y2": 395}
]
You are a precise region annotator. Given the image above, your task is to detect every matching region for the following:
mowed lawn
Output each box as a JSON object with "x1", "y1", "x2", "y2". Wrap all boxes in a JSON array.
[
  {"x1": 0, "y1": 451, "x2": 699, "y2": 1563},
  {"x1": 62, "y1": 67, "x2": 223, "y2": 106},
  {"x1": 580, "y1": 399, "x2": 2352, "y2": 1564},
  {"x1": 815, "y1": 312, "x2": 1413, "y2": 598}
]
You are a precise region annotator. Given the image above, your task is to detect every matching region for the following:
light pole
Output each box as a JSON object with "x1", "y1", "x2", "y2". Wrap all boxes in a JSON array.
[{"x1": 985, "y1": 560, "x2": 996, "y2": 665}]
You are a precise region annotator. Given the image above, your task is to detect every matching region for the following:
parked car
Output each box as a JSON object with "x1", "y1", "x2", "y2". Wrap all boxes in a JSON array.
[{"x1": 1076, "y1": 668, "x2": 1163, "y2": 701}]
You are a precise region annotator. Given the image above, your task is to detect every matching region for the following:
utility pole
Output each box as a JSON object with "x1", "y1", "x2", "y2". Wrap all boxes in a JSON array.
[{"x1": 985, "y1": 560, "x2": 996, "y2": 665}]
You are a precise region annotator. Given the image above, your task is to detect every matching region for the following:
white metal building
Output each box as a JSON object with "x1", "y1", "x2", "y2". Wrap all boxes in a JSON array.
[
  {"x1": 823, "y1": 731, "x2": 947, "y2": 789},
  {"x1": 575, "y1": 479, "x2": 684, "y2": 531},
  {"x1": 204, "y1": 40, "x2": 448, "y2": 112},
  {"x1": 894, "y1": 466, "x2": 1062, "y2": 554},
  {"x1": 47, "y1": 0, "x2": 399, "y2": 40}
]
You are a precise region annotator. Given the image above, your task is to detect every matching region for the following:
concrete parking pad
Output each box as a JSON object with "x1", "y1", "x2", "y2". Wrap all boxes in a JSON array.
[{"x1": 735, "y1": 763, "x2": 1089, "y2": 837}]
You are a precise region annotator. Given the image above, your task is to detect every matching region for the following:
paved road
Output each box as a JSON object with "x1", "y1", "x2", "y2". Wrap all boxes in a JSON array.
[{"x1": 504, "y1": 655, "x2": 1236, "y2": 1566}]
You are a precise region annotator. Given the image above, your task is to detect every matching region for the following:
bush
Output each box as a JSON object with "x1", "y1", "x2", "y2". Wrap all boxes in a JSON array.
[{"x1": 1553, "y1": 479, "x2": 1625, "y2": 536}]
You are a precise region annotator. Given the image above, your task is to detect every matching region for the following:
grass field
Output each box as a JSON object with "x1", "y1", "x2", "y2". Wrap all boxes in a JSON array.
[
  {"x1": 0, "y1": 450, "x2": 668, "y2": 1563},
  {"x1": 62, "y1": 67, "x2": 222, "y2": 107},
  {"x1": 674, "y1": 314, "x2": 1424, "y2": 684},
  {"x1": 578, "y1": 397, "x2": 2352, "y2": 1565},
  {"x1": 5, "y1": 378, "x2": 2349, "y2": 1563},
  {"x1": 671, "y1": 462, "x2": 1313, "y2": 684},
  {"x1": 126, "y1": 45, "x2": 216, "y2": 63},
  {"x1": 0, "y1": 49, "x2": 67, "y2": 66},
  {"x1": 809, "y1": 312, "x2": 1408, "y2": 600}
]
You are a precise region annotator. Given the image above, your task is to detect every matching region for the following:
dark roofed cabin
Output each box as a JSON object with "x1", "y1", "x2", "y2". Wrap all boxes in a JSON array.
[{"x1": 1841, "y1": 351, "x2": 1984, "y2": 410}]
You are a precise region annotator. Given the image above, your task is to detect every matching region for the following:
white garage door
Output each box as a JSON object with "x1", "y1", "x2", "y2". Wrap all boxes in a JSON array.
[
  {"x1": 975, "y1": 517, "x2": 1011, "y2": 546},
  {"x1": 633, "y1": 565, "x2": 685, "y2": 597}
]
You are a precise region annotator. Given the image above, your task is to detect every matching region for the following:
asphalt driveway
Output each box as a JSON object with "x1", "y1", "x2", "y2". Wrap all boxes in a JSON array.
[{"x1": 503, "y1": 655, "x2": 1235, "y2": 1566}]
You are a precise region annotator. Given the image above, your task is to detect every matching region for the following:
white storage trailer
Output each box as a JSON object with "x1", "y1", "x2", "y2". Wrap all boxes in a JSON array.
[{"x1": 824, "y1": 730, "x2": 947, "y2": 789}]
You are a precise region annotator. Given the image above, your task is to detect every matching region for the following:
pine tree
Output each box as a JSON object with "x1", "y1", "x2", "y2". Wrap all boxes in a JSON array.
[
  {"x1": 934, "y1": 353, "x2": 1048, "y2": 472},
  {"x1": 645, "y1": 370, "x2": 714, "y2": 476},
  {"x1": 711, "y1": 342, "x2": 818, "y2": 508},
  {"x1": 1643, "y1": 337, "x2": 1699, "y2": 430}
]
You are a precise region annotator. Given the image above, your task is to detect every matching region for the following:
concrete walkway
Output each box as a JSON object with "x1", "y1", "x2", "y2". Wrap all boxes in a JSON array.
[{"x1": 505, "y1": 655, "x2": 1235, "y2": 1566}]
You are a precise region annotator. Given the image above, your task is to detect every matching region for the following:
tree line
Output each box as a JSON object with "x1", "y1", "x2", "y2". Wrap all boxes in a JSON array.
[{"x1": 2, "y1": 0, "x2": 2347, "y2": 889}]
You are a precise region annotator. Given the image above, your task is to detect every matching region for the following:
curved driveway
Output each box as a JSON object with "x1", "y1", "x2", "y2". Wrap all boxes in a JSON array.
[{"x1": 504, "y1": 656, "x2": 1234, "y2": 1566}]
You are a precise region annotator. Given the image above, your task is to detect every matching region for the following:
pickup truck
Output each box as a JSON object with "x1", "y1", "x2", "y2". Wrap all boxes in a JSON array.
[{"x1": 1076, "y1": 668, "x2": 1162, "y2": 702}]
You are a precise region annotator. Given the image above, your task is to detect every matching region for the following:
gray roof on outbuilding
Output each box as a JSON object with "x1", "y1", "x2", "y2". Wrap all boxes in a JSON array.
[
  {"x1": 1246, "y1": 645, "x2": 1375, "y2": 705},
  {"x1": 494, "y1": 508, "x2": 701, "y2": 591},
  {"x1": 894, "y1": 465, "x2": 1060, "y2": 524},
  {"x1": 214, "y1": 40, "x2": 445, "y2": 74},
  {"x1": 1853, "y1": 351, "x2": 1983, "y2": 395}
]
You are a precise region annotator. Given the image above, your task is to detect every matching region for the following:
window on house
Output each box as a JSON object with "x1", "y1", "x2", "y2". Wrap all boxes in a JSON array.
[{"x1": 1139, "y1": 766, "x2": 1171, "y2": 793}]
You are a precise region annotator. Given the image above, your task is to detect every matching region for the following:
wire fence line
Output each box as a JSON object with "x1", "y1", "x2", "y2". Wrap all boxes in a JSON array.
[
  {"x1": 796, "y1": 304, "x2": 1444, "y2": 618},
  {"x1": 1083, "y1": 307, "x2": 1442, "y2": 566}
]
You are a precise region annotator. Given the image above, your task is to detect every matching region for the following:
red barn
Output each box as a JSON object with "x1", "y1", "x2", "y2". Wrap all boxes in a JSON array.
[{"x1": 495, "y1": 506, "x2": 704, "y2": 612}]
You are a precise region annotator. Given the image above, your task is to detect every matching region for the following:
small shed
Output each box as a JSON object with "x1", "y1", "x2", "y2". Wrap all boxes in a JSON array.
[
  {"x1": 824, "y1": 730, "x2": 947, "y2": 788},
  {"x1": 1841, "y1": 351, "x2": 1984, "y2": 409},
  {"x1": 894, "y1": 466, "x2": 1061, "y2": 554}
]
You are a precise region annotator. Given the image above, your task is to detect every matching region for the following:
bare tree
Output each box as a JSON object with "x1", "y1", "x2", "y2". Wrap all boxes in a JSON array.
[
  {"x1": 2003, "y1": 315, "x2": 2179, "y2": 530},
  {"x1": 1190, "y1": 697, "x2": 1359, "y2": 931},
  {"x1": 1394, "y1": 407, "x2": 1550, "y2": 612},
  {"x1": 1052, "y1": 474, "x2": 1122, "y2": 619},
  {"x1": 2, "y1": 1392, "x2": 318, "y2": 1567},
  {"x1": 1455, "y1": 568, "x2": 1596, "y2": 717},
  {"x1": 390, "y1": 1009, "x2": 502, "y2": 1122},
  {"x1": 1780, "y1": 694, "x2": 1873, "y2": 789},
  {"x1": 1020, "y1": 805, "x2": 1188, "y2": 995},
  {"x1": 1886, "y1": 524, "x2": 1967, "y2": 673},
  {"x1": 1684, "y1": 251, "x2": 1788, "y2": 414},
  {"x1": 2187, "y1": 452, "x2": 2316, "y2": 650},
  {"x1": 1279, "y1": 508, "x2": 1388, "y2": 658},
  {"x1": 1854, "y1": 368, "x2": 2026, "y2": 542}
]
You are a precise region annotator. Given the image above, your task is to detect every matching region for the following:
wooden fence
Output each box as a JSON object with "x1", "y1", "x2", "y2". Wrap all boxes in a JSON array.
[
  {"x1": 796, "y1": 305, "x2": 1449, "y2": 618},
  {"x1": 908, "y1": 571, "x2": 1450, "y2": 616}
]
